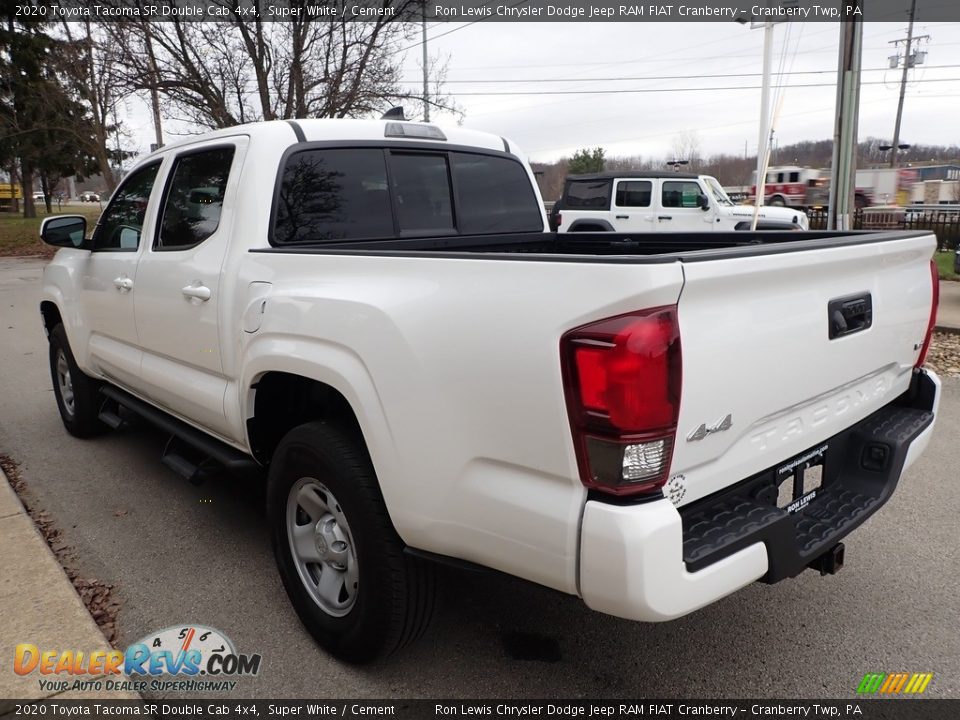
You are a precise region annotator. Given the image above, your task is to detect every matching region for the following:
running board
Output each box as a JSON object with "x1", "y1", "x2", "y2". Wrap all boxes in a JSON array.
[
  {"x1": 97, "y1": 400, "x2": 127, "y2": 430},
  {"x1": 99, "y1": 386, "x2": 260, "y2": 480}
]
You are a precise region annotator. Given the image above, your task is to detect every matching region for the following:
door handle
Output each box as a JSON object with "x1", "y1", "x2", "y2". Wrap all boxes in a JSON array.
[
  {"x1": 181, "y1": 284, "x2": 211, "y2": 302},
  {"x1": 113, "y1": 277, "x2": 133, "y2": 292},
  {"x1": 615, "y1": 215, "x2": 630, "y2": 219},
  {"x1": 658, "y1": 215, "x2": 673, "y2": 221}
]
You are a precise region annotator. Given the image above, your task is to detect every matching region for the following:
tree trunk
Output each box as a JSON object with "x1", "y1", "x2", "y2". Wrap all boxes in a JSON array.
[
  {"x1": 21, "y1": 163, "x2": 36, "y2": 219},
  {"x1": 40, "y1": 171, "x2": 53, "y2": 213}
]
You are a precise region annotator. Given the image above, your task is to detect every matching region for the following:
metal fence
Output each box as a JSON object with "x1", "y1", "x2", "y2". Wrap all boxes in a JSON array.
[{"x1": 807, "y1": 206, "x2": 960, "y2": 251}]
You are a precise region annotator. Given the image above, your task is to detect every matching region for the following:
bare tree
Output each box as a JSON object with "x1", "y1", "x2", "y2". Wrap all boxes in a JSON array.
[
  {"x1": 58, "y1": 20, "x2": 128, "y2": 192},
  {"x1": 103, "y1": 3, "x2": 455, "y2": 131},
  {"x1": 670, "y1": 130, "x2": 702, "y2": 170}
]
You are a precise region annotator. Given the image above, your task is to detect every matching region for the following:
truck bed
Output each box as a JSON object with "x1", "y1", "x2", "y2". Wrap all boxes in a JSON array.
[{"x1": 253, "y1": 229, "x2": 928, "y2": 261}]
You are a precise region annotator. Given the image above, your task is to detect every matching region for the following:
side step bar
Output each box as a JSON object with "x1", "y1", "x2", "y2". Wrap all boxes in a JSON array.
[
  {"x1": 99, "y1": 386, "x2": 260, "y2": 480},
  {"x1": 97, "y1": 401, "x2": 127, "y2": 430}
]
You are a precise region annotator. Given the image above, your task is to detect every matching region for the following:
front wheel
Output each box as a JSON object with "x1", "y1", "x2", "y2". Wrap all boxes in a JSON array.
[
  {"x1": 768, "y1": 196, "x2": 787, "y2": 207},
  {"x1": 48, "y1": 325, "x2": 107, "y2": 438},
  {"x1": 267, "y1": 422, "x2": 435, "y2": 663}
]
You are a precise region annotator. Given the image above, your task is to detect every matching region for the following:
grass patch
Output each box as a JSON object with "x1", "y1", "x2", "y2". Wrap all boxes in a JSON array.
[
  {"x1": 934, "y1": 250, "x2": 959, "y2": 282},
  {"x1": 0, "y1": 205, "x2": 103, "y2": 258}
]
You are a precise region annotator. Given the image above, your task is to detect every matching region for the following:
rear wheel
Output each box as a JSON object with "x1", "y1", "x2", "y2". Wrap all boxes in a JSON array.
[
  {"x1": 768, "y1": 196, "x2": 787, "y2": 207},
  {"x1": 48, "y1": 325, "x2": 107, "y2": 438},
  {"x1": 267, "y1": 422, "x2": 435, "y2": 663}
]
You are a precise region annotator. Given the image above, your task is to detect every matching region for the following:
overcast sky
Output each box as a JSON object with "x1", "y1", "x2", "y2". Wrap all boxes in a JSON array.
[{"x1": 123, "y1": 19, "x2": 960, "y2": 165}]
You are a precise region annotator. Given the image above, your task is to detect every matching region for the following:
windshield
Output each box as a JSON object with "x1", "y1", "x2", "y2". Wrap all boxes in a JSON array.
[{"x1": 703, "y1": 177, "x2": 735, "y2": 206}]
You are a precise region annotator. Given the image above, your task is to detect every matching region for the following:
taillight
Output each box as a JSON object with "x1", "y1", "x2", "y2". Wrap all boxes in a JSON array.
[
  {"x1": 561, "y1": 306, "x2": 682, "y2": 497},
  {"x1": 915, "y1": 259, "x2": 939, "y2": 369},
  {"x1": 556, "y1": 212, "x2": 562, "y2": 227}
]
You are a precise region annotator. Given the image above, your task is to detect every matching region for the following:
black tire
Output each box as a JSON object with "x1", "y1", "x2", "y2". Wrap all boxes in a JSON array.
[
  {"x1": 48, "y1": 324, "x2": 108, "y2": 438},
  {"x1": 768, "y1": 196, "x2": 787, "y2": 207},
  {"x1": 267, "y1": 422, "x2": 435, "y2": 663}
]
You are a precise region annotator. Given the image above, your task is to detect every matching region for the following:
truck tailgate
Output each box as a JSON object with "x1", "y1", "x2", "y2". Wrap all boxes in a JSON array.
[{"x1": 671, "y1": 233, "x2": 936, "y2": 507}]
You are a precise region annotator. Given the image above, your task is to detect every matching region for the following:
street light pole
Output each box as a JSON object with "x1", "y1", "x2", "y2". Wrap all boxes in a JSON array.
[{"x1": 751, "y1": 21, "x2": 775, "y2": 231}]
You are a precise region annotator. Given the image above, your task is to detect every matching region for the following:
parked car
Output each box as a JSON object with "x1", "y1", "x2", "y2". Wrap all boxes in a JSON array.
[
  {"x1": 38, "y1": 118, "x2": 940, "y2": 663},
  {"x1": 554, "y1": 172, "x2": 808, "y2": 233},
  {"x1": 79, "y1": 191, "x2": 100, "y2": 202},
  {"x1": 32, "y1": 191, "x2": 46, "y2": 203}
]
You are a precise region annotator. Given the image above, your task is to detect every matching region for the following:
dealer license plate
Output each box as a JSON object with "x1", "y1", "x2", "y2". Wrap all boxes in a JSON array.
[{"x1": 775, "y1": 444, "x2": 827, "y2": 514}]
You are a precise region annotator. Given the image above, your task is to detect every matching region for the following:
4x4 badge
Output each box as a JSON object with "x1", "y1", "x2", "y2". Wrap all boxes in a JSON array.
[{"x1": 687, "y1": 414, "x2": 733, "y2": 442}]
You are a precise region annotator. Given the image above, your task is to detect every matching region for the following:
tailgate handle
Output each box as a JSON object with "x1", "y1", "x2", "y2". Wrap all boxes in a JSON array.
[{"x1": 828, "y1": 292, "x2": 873, "y2": 339}]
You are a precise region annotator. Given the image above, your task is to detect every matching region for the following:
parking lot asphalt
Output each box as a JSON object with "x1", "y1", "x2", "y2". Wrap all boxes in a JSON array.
[{"x1": 1, "y1": 257, "x2": 958, "y2": 700}]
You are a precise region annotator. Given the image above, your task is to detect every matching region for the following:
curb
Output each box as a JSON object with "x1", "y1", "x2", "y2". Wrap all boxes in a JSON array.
[{"x1": 0, "y1": 466, "x2": 141, "y2": 702}]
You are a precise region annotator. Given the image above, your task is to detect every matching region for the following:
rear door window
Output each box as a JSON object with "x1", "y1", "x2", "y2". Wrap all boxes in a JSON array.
[
  {"x1": 564, "y1": 180, "x2": 611, "y2": 209},
  {"x1": 155, "y1": 147, "x2": 235, "y2": 250},
  {"x1": 615, "y1": 180, "x2": 652, "y2": 207}
]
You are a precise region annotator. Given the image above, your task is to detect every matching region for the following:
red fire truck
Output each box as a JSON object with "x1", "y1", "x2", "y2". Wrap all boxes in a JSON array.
[{"x1": 751, "y1": 166, "x2": 871, "y2": 209}]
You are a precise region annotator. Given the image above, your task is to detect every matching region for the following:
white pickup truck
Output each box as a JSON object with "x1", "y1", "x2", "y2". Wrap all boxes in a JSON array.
[
  {"x1": 552, "y1": 171, "x2": 809, "y2": 232},
  {"x1": 39, "y1": 118, "x2": 940, "y2": 663}
]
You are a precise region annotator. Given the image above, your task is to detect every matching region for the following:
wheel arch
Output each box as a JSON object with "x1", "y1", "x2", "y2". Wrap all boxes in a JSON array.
[
  {"x1": 567, "y1": 218, "x2": 615, "y2": 232},
  {"x1": 247, "y1": 371, "x2": 369, "y2": 466},
  {"x1": 40, "y1": 300, "x2": 63, "y2": 338}
]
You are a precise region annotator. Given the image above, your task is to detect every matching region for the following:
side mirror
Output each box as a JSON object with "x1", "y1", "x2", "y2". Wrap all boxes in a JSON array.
[
  {"x1": 39, "y1": 215, "x2": 88, "y2": 249},
  {"x1": 698, "y1": 194, "x2": 710, "y2": 211}
]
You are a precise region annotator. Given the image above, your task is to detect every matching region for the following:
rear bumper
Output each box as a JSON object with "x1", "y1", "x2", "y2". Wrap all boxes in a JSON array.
[{"x1": 579, "y1": 368, "x2": 940, "y2": 622}]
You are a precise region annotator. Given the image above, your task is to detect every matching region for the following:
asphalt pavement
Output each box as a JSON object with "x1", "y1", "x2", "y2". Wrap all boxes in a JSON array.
[{"x1": 1, "y1": 257, "x2": 958, "y2": 699}]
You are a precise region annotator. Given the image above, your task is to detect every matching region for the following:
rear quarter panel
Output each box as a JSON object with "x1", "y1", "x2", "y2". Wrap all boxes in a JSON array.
[{"x1": 237, "y1": 251, "x2": 685, "y2": 594}]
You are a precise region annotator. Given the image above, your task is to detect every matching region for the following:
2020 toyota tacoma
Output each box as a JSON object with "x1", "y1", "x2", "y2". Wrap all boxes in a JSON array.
[{"x1": 38, "y1": 118, "x2": 941, "y2": 662}]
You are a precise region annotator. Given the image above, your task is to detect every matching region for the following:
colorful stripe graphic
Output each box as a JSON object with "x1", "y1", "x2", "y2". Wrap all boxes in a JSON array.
[{"x1": 857, "y1": 673, "x2": 933, "y2": 695}]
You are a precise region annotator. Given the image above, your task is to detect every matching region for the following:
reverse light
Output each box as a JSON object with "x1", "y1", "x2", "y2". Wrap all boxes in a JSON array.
[
  {"x1": 622, "y1": 439, "x2": 669, "y2": 481},
  {"x1": 561, "y1": 307, "x2": 682, "y2": 497},
  {"x1": 915, "y1": 259, "x2": 939, "y2": 369}
]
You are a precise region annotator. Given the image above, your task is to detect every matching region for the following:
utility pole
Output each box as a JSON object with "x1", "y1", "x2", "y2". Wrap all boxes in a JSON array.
[
  {"x1": 143, "y1": 23, "x2": 164, "y2": 150},
  {"x1": 827, "y1": 2, "x2": 864, "y2": 231},
  {"x1": 421, "y1": 5, "x2": 430, "y2": 122},
  {"x1": 889, "y1": 0, "x2": 929, "y2": 168}
]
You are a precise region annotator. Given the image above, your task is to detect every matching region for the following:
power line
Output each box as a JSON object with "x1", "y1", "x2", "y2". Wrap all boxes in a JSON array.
[
  {"x1": 397, "y1": 64, "x2": 960, "y2": 84},
  {"x1": 390, "y1": 0, "x2": 531, "y2": 56},
  {"x1": 438, "y1": 77, "x2": 960, "y2": 97}
]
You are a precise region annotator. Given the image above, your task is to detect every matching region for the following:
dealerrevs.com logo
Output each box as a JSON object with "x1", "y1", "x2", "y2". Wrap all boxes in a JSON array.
[{"x1": 14, "y1": 625, "x2": 261, "y2": 693}]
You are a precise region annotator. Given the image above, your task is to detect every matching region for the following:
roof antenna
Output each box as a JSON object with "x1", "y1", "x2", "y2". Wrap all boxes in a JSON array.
[{"x1": 381, "y1": 107, "x2": 406, "y2": 121}]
